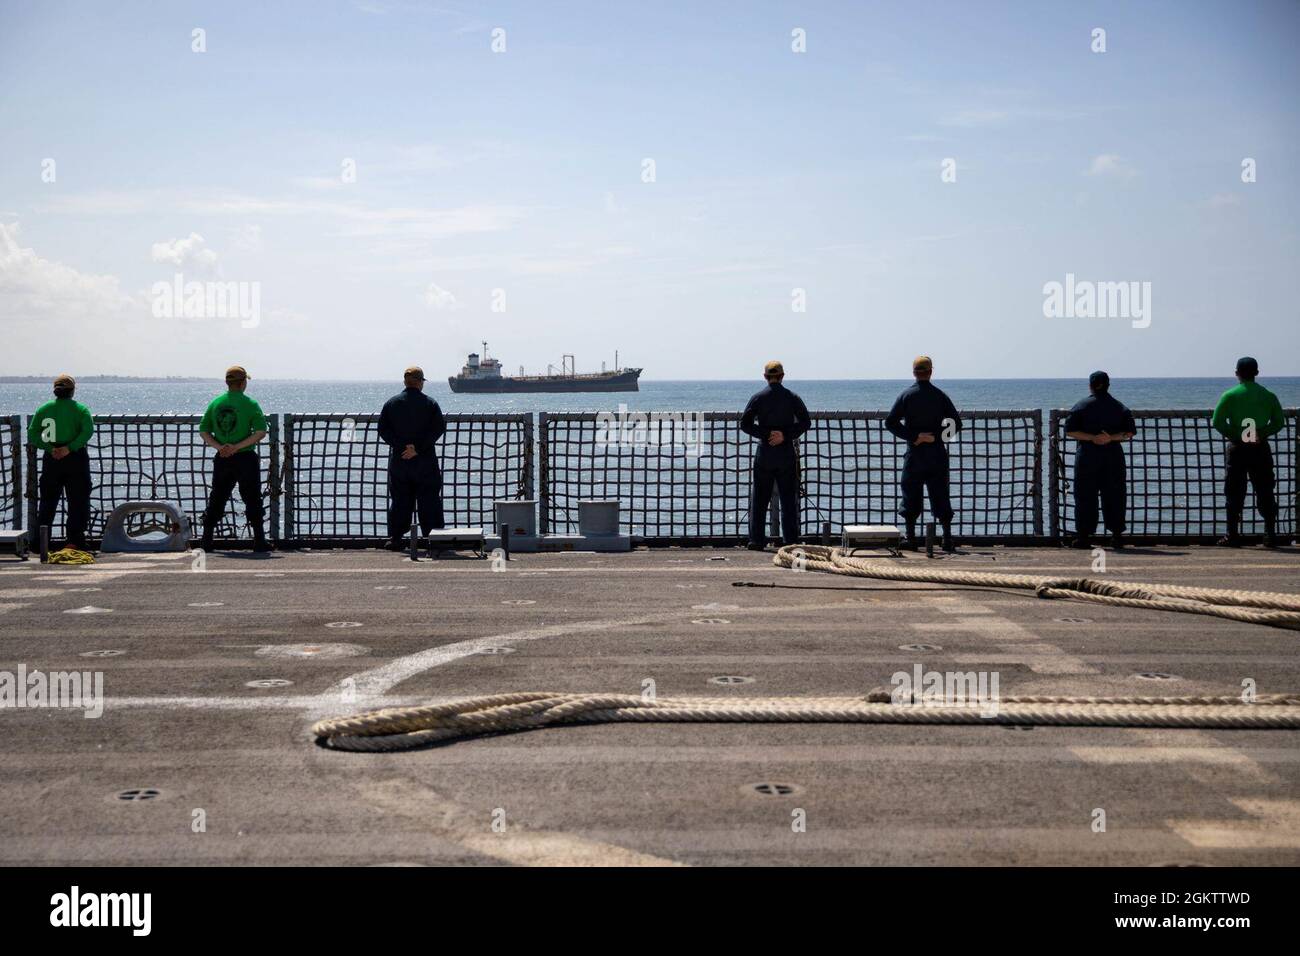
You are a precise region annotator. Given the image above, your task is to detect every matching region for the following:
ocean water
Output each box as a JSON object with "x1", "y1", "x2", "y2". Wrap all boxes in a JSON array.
[{"x1": 2, "y1": 377, "x2": 1298, "y2": 417}]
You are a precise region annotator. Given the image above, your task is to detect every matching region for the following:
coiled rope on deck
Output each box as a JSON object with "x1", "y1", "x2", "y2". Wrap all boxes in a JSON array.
[
  {"x1": 772, "y1": 545, "x2": 1300, "y2": 630},
  {"x1": 312, "y1": 690, "x2": 1300, "y2": 751},
  {"x1": 310, "y1": 545, "x2": 1300, "y2": 751}
]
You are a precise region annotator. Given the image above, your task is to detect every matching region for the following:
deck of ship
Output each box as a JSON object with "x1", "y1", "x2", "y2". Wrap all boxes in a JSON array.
[{"x1": 1, "y1": 543, "x2": 1297, "y2": 866}]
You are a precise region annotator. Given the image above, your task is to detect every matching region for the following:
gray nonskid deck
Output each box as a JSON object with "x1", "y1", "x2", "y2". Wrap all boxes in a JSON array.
[{"x1": 1, "y1": 544, "x2": 1298, "y2": 866}]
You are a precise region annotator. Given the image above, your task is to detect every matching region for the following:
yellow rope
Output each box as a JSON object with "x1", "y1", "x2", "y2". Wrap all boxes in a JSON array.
[{"x1": 46, "y1": 547, "x2": 95, "y2": 565}]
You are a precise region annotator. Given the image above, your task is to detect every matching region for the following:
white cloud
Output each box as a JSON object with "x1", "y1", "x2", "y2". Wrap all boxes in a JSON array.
[
  {"x1": 938, "y1": 105, "x2": 1082, "y2": 129},
  {"x1": 423, "y1": 282, "x2": 457, "y2": 310},
  {"x1": 289, "y1": 176, "x2": 347, "y2": 191},
  {"x1": 1205, "y1": 193, "x2": 1241, "y2": 208},
  {"x1": 151, "y1": 232, "x2": 219, "y2": 272},
  {"x1": 939, "y1": 109, "x2": 1009, "y2": 128},
  {"x1": 0, "y1": 222, "x2": 135, "y2": 316},
  {"x1": 41, "y1": 190, "x2": 529, "y2": 241},
  {"x1": 230, "y1": 224, "x2": 263, "y2": 253},
  {"x1": 1085, "y1": 154, "x2": 1136, "y2": 178}
]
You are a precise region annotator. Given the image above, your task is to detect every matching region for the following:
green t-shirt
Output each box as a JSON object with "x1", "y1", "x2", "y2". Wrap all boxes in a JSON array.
[
  {"x1": 28, "y1": 398, "x2": 94, "y2": 452},
  {"x1": 200, "y1": 390, "x2": 268, "y2": 452},
  {"x1": 1211, "y1": 381, "x2": 1285, "y2": 442}
]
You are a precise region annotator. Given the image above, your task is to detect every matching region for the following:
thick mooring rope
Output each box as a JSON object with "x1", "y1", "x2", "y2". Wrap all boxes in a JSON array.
[
  {"x1": 312, "y1": 690, "x2": 1300, "y2": 751},
  {"x1": 772, "y1": 545, "x2": 1300, "y2": 630},
  {"x1": 310, "y1": 546, "x2": 1300, "y2": 751}
]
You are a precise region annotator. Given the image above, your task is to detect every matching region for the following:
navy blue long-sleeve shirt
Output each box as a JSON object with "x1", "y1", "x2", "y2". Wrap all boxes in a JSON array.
[
  {"x1": 741, "y1": 381, "x2": 811, "y2": 463},
  {"x1": 378, "y1": 388, "x2": 446, "y2": 459},
  {"x1": 1065, "y1": 392, "x2": 1136, "y2": 458},
  {"x1": 885, "y1": 381, "x2": 962, "y2": 448}
]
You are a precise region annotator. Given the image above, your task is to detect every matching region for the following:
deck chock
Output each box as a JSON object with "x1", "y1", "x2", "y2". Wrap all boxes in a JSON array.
[
  {"x1": 100, "y1": 501, "x2": 190, "y2": 553},
  {"x1": 484, "y1": 533, "x2": 633, "y2": 553},
  {"x1": 0, "y1": 529, "x2": 30, "y2": 560},
  {"x1": 488, "y1": 497, "x2": 631, "y2": 552},
  {"x1": 841, "y1": 524, "x2": 902, "y2": 553},
  {"x1": 494, "y1": 500, "x2": 536, "y2": 538},
  {"x1": 425, "y1": 527, "x2": 487, "y2": 557}
]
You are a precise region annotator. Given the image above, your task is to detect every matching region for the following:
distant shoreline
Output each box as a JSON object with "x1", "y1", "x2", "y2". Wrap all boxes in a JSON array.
[
  {"x1": 3, "y1": 375, "x2": 1297, "y2": 385},
  {"x1": 0, "y1": 376, "x2": 212, "y2": 384}
]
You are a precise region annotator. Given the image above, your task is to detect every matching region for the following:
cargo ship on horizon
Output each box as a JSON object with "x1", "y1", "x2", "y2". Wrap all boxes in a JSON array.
[{"x1": 448, "y1": 343, "x2": 641, "y2": 393}]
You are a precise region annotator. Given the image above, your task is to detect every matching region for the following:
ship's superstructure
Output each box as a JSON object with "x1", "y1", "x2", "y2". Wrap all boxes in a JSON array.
[{"x1": 449, "y1": 343, "x2": 641, "y2": 393}]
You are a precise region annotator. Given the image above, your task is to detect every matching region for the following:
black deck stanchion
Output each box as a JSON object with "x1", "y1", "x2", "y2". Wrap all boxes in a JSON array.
[
  {"x1": 40, "y1": 525, "x2": 50, "y2": 563},
  {"x1": 500, "y1": 522, "x2": 510, "y2": 561},
  {"x1": 926, "y1": 522, "x2": 935, "y2": 559},
  {"x1": 408, "y1": 522, "x2": 418, "y2": 561}
]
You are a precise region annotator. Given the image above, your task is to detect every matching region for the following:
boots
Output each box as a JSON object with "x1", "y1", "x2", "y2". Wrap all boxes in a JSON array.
[
  {"x1": 1110, "y1": 531, "x2": 1124, "y2": 550},
  {"x1": 900, "y1": 521, "x2": 919, "y2": 551},
  {"x1": 1263, "y1": 518, "x2": 1281, "y2": 548},
  {"x1": 252, "y1": 524, "x2": 273, "y2": 553},
  {"x1": 941, "y1": 524, "x2": 956, "y2": 553},
  {"x1": 1216, "y1": 519, "x2": 1241, "y2": 547},
  {"x1": 199, "y1": 524, "x2": 214, "y2": 552}
]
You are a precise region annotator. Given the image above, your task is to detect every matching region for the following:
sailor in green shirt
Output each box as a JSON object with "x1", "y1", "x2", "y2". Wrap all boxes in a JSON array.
[
  {"x1": 1211, "y1": 356, "x2": 1286, "y2": 547},
  {"x1": 198, "y1": 365, "x2": 271, "y2": 552},
  {"x1": 28, "y1": 373, "x2": 95, "y2": 550}
]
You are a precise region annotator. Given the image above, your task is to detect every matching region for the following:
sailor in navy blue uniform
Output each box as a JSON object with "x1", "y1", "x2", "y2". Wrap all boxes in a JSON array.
[
  {"x1": 378, "y1": 366, "x2": 448, "y2": 550},
  {"x1": 885, "y1": 355, "x2": 962, "y2": 551},
  {"x1": 1064, "y1": 371, "x2": 1136, "y2": 549},
  {"x1": 740, "y1": 361, "x2": 811, "y2": 550}
]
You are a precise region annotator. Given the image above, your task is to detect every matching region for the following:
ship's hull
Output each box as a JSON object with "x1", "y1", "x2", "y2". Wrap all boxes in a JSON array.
[{"x1": 448, "y1": 369, "x2": 641, "y2": 393}]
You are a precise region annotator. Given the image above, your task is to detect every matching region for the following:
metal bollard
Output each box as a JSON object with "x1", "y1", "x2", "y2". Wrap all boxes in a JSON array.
[
  {"x1": 822, "y1": 521, "x2": 831, "y2": 547},
  {"x1": 40, "y1": 526, "x2": 50, "y2": 563},
  {"x1": 926, "y1": 522, "x2": 936, "y2": 559},
  {"x1": 409, "y1": 522, "x2": 419, "y2": 561},
  {"x1": 500, "y1": 523, "x2": 510, "y2": 561}
]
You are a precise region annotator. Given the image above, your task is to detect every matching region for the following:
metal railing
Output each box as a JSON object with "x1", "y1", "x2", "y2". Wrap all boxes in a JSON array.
[
  {"x1": 1, "y1": 415, "x2": 20, "y2": 532},
  {"x1": 282, "y1": 413, "x2": 533, "y2": 543},
  {"x1": 5, "y1": 407, "x2": 1294, "y2": 545},
  {"x1": 539, "y1": 410, "x2": 1043, "y2": 542},
  {"x1": 1048, "y1": 408, "x2": 1298, "y2": 540},
  {"x1": 24, "y1": 415, "x2": 278, "y2": 542}
]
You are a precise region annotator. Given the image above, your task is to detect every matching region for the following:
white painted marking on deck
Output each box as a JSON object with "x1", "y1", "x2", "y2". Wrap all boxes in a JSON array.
[
  {"x1": 1071, "y1": 746, "x2": 1264, "y2": 768},
  {"x1": 913, "y1": 603, "x2": 1097, "y2": 674},
  {"x1": 1122, "y1": 728, "x2": 1277, "y2": 785},
  {"x1": 1169, "y1": 798, "x2": 1300, "y2": 849},
  {"x1": 254, "y1": 643, "x2": 368, "y2": 659},
  {"x1": 995, "y1": 642, "x2": 1096, "y2": 675},
  {"x1": 63, "y1": 605, "x2": 112, "y2": 614},
  {"x1": 87, "y1": 694, "x2": 433, "y2": 712},
  {"x1": 357, "y1": 778, "x2": 683, "y2": 867},
  {"x1": 334, "y1": 615, "x2": 663, "y2": 697}
]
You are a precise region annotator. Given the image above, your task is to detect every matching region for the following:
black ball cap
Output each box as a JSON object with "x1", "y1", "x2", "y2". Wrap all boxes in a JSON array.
[
  {"x1": 1088, "y1": 370, "x2": 1109, "y2": 389},
  {"x1": 1236, "y1": 356, "x2": 1259, "y2": 376}
]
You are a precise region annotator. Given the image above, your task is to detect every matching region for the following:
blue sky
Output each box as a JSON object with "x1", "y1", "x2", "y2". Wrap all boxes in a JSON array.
[{"x1": 1, "y1": 0, "x2": 1297, "y2": 379}]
